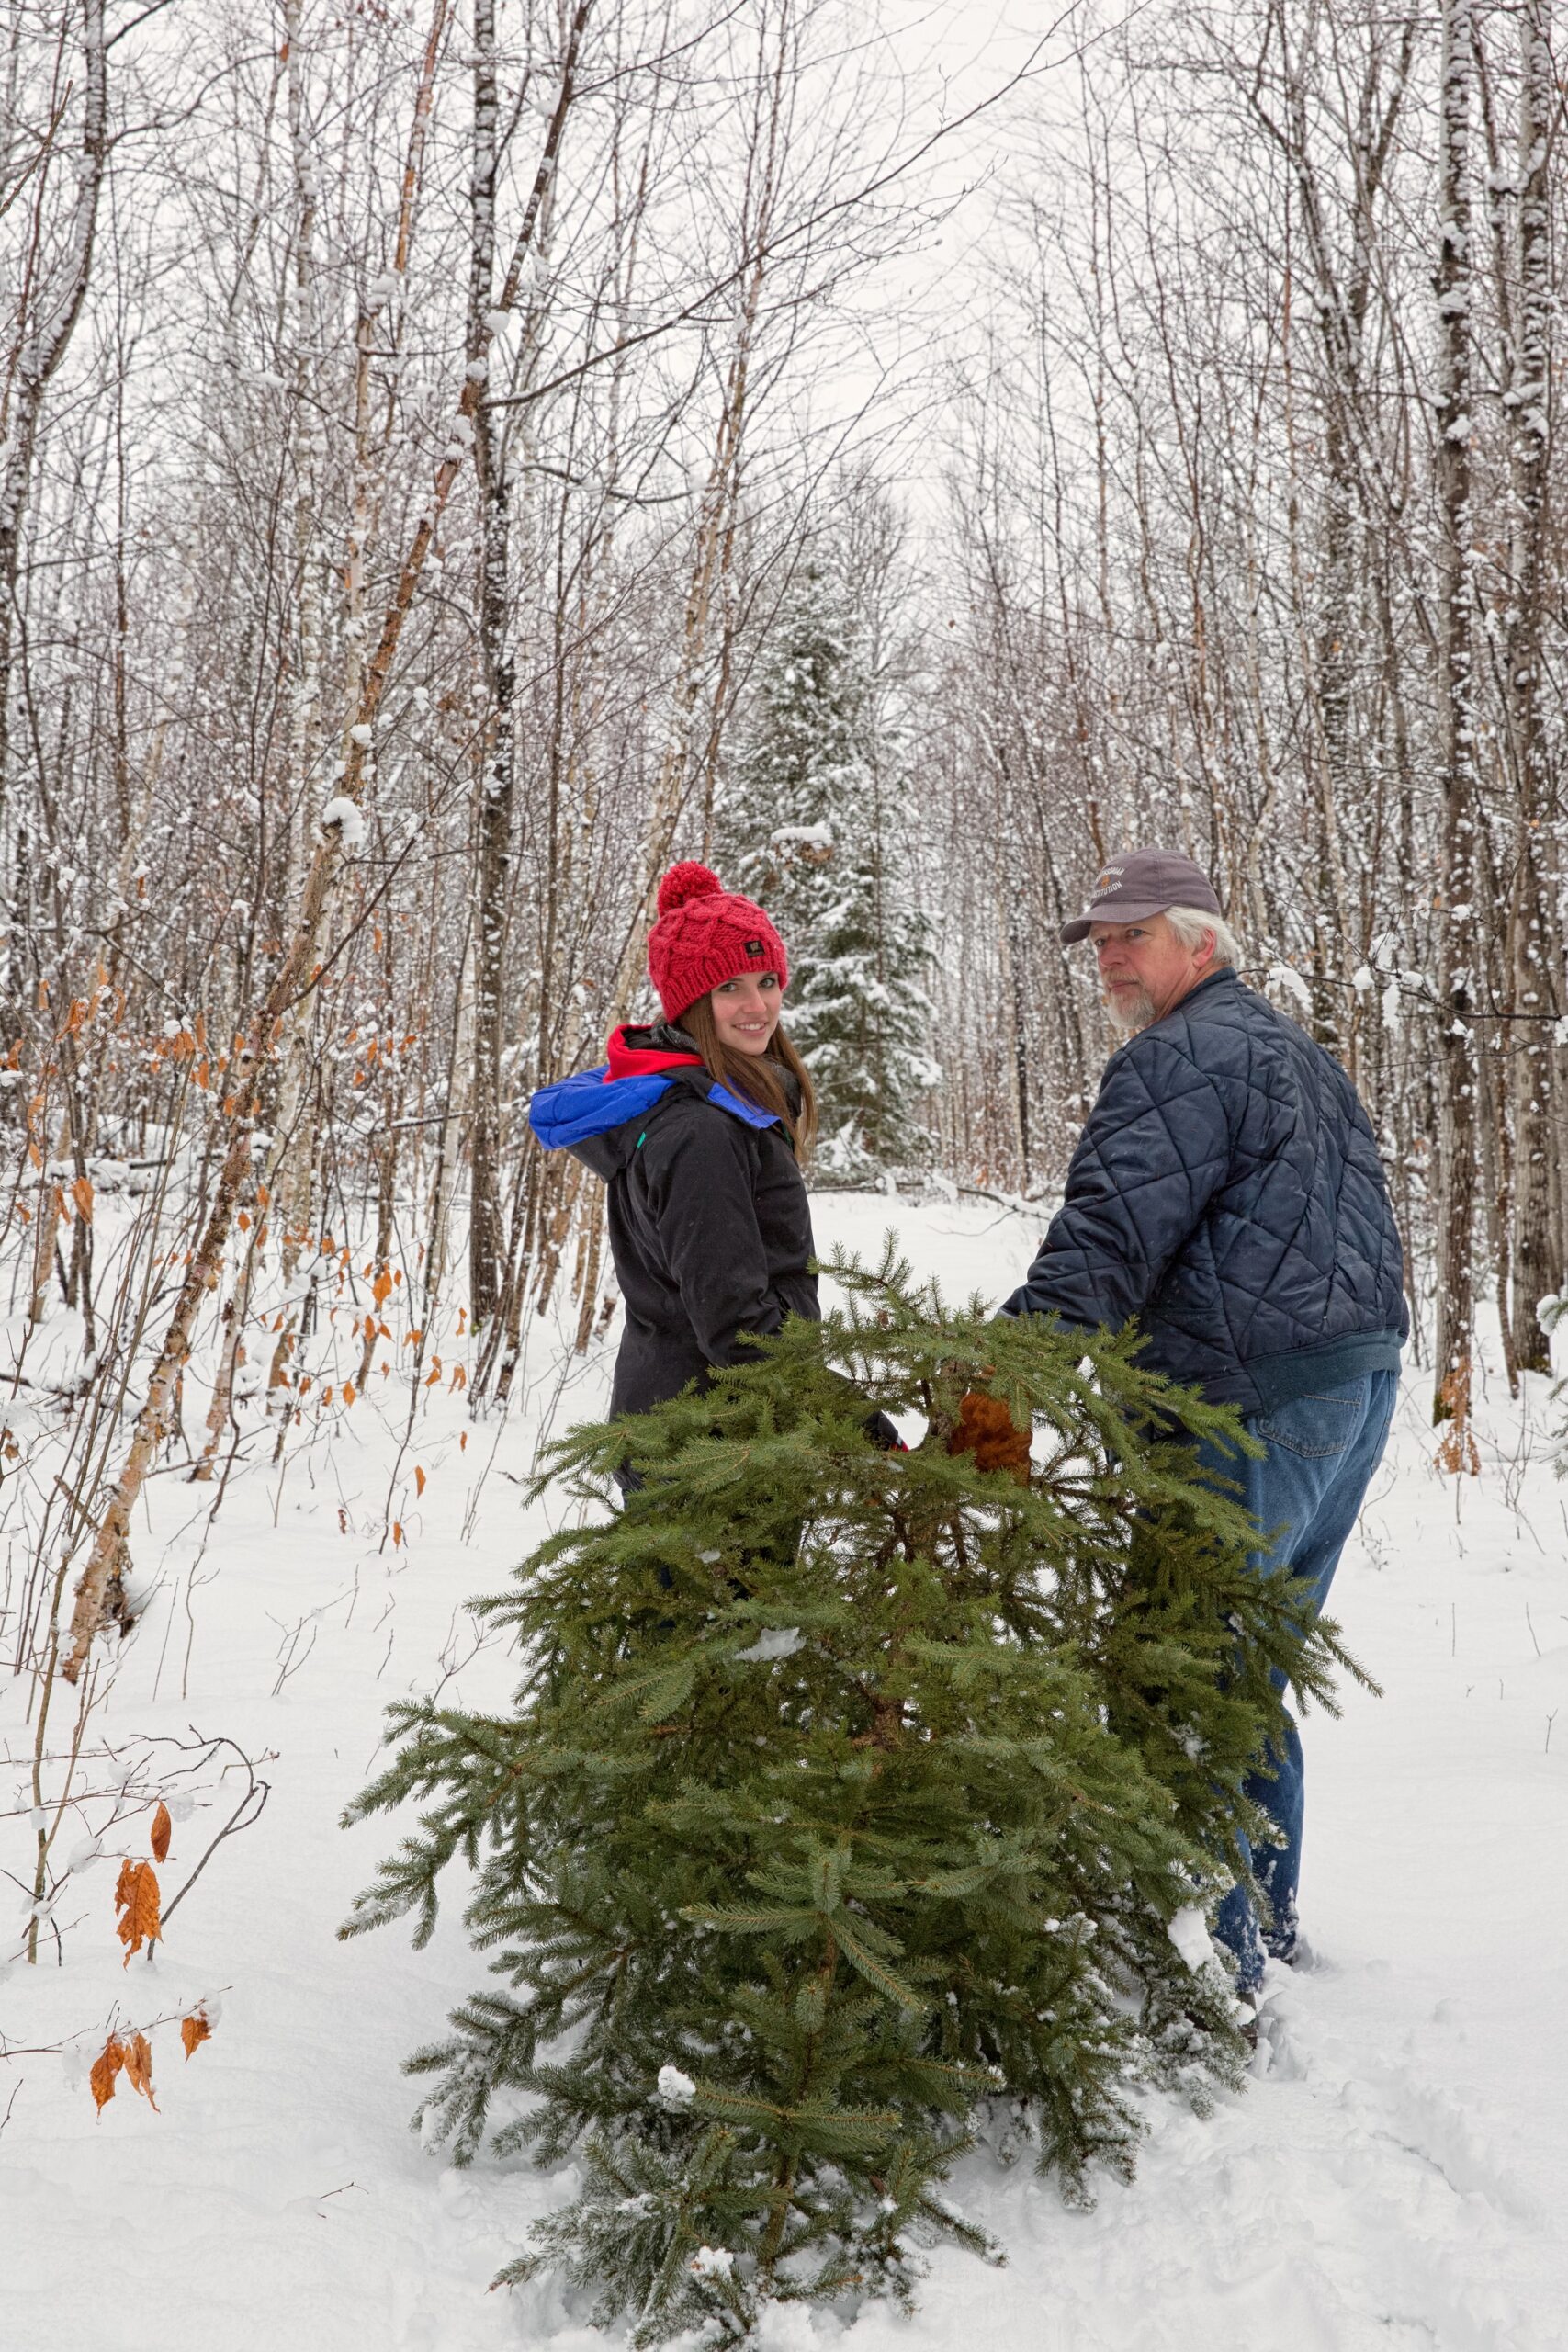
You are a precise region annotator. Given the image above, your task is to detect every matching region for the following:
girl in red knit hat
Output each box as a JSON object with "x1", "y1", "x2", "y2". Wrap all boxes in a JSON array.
[{"x1": 528, "y1": 862, "x2": 820, "y2": 1426}]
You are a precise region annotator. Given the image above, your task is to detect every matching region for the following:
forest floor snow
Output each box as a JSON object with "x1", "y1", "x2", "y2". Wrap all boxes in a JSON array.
[{"x1": 5, "y1": 1193, "x2": 1567, "y2": 2352}]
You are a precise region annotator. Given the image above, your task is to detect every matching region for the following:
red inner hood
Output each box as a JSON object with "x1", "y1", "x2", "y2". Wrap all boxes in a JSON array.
[{"x1": 604, "y1": 1025, "x2": 703, "y2": 1082}]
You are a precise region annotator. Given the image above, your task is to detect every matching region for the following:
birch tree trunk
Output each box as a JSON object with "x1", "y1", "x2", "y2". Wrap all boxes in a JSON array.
[
  {"x1": 1432, "y1": 0, "x2": 1481, "y2": 1438},
  {"x1": 468, "y1": 0, "x2": 513, "y2": 1338},
  {"x1": 0, "y1": 0, "x2": 107, "y2": 926},
  {"x1": 264, "y1": 0, "x2": 329, "y2": 1408},
  {"x1": 1505, "y1": 0, "x2": 1560, "y2": 1373}
]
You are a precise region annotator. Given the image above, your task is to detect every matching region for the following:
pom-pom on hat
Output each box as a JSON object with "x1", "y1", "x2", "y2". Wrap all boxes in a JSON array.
[{"x1": 647, "y1": 861, "x2": 789, "y2": 1022}]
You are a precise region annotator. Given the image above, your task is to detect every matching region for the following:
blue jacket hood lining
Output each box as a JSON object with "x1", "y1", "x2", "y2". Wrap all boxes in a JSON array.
[{"x1": 528, "y1": 1064, "x2": 778, "y2": 1150}]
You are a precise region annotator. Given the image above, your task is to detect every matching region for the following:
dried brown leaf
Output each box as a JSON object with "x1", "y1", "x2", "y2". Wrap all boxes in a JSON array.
[
  {"x1": 115, "y1": 1859, "x2": 162, "y2": 1965},
  {"x1": 123, "y1": 2030, "x2": 159, "y2": 2109},
  {"x1": 90, "y1": 2035, "x2": 124, "y2": 2113},
  {"x1": 180, "y1": 2010, "x2": 213, "y2": 2060},
  {"x1": 150, "y1": 1801, "x2": 172, "y2": 1862}
]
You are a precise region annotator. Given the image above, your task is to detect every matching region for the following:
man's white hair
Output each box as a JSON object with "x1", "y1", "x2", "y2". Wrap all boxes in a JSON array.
[{"x1": 1164, "y1": 903, "x2": 1243, "y2": 968}]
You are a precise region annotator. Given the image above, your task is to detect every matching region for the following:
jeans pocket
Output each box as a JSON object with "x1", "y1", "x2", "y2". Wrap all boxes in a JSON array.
[{"x1": 1254, "y1": 1382, "x2": 1364, "y2": 1459}]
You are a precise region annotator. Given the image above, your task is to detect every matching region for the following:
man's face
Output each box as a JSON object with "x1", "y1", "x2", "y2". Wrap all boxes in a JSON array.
[{"x1": 1089, "y1": 914, "x2": 1214, "y2": 1033}]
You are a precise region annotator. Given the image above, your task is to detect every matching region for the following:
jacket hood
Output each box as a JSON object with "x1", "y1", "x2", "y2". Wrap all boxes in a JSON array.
[
  {"x1": 604, "y1": 1023, "x2": 703, "y2": 1080},
  {"x1": 528, "y1": 1024, "x2": 781, "y2": 1168}
]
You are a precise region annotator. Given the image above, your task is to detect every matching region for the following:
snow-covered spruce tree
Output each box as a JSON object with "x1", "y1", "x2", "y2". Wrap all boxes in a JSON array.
[
  {"x1": 344, "y1": 1248, "x2": 1357, "y2": 2343},
  {"x1": 718, "y1": 565, "x2": 936, "y2": 1180}
]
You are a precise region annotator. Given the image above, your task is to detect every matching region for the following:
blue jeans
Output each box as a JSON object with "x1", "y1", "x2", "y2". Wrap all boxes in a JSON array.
[{"x1": 1195, "y1": 1370, "x2": 1398, "y2": 1992}]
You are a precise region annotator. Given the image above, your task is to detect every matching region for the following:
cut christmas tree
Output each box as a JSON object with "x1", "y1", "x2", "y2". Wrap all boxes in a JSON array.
[{"x1": 344, "y1": 1246, "x2": 1361, "y2": 2344}]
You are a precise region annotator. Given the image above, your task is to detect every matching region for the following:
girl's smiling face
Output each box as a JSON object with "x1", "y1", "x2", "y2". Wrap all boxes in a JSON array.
[{"x1": 709, "y1": 969, "x2": 783, "y2": 1055}]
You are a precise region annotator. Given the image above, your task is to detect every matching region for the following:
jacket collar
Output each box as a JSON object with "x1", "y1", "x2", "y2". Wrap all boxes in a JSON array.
[{"x1": 1172, "y1": 965, "x2": 1239, "y2": 1013}]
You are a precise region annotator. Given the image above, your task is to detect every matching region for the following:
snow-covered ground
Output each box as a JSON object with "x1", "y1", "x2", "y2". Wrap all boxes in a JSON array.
[{"x1": 5, "y1": 1193, "x2": 1567, "y2": 2352}]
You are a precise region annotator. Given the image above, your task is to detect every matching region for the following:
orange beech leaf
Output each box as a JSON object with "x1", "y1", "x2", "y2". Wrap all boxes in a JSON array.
[
  {"x1": 237, "y1": 1208, "x2": 251, "y2": 1231},
  {"x1": 414, "y1": 1466, "x2": 426, "y2": 1497},
  {"x1": 150, "y1": 1802, "x2": 172, "y2": 1862},
  {"x1": 257, "y1": 1182, "x2": 271, "y2": 1208},
  {"x1": 364, "y1": 1314, "x2": 377, "y2": 1341},
  {"x1": 71, "y1": 1175, "x2": 94, "y2": 1223},
  {"x1": 343, "y1": 1380, "x2": 356, "y2": 1408},
  {"x1": 459, "y1": 1430, "x2": 468, "y2": 1452},
  {"x1": 123, "y1": 2031, "x2": 159, "y2": 2110},
  {"x1": 180, "y1": 2008, "x2": 213, "y2": 2059},
  {"x1": 372, "y1": 1269, "x2": 392, "y2": 1307},
  {"x1": 449, "y1": 1363, "x2": 468, "y2": 1392},
  {"x1": 115, "y1": 1859, "x2": 162, "y2": 1965},
  {"x1": 90, "y1": 2035, "x2": 125, "y2": 2113},
  {"x1": 391, "y1": 1521, "x2": 403, "y2": 1547},
  {"x1": 321, "y1": 1385, "x2": 333, "y2": 1407}
]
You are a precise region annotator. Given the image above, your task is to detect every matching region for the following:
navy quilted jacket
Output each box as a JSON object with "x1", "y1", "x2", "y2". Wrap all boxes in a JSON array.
[{"x1": 1000, "y1": 967, "x2": 1407, "y2": 1413}]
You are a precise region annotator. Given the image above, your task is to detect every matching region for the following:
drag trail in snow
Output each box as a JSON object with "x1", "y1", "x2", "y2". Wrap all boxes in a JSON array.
[{"x1": 5, "y1": 1197, "x2": 1565, "y2": 2352}]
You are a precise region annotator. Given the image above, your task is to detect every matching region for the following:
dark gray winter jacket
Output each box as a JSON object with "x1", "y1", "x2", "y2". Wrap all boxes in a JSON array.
[
  {"x1": 999, "y1": 967, "x2": 1407, "y2": 1413},
  {"x1": 529, "y1": 1026, "x2": 818, "y2": 1420}
]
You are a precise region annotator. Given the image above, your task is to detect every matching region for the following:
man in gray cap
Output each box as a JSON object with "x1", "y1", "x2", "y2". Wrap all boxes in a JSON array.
[{"x1": 1000, "y1": 849, "x2": 1407, "y2": 2001}]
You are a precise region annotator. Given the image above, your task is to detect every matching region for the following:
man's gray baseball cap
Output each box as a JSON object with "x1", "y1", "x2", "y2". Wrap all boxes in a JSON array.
[{"x1": 1060, "y1": 848, "x2": 1224, "y2": 944}]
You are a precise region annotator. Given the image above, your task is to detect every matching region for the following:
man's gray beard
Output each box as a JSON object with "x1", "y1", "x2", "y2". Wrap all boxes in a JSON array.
[{"x1": 1104, "y1": 987, "x2": 1156, "y2": 1035}]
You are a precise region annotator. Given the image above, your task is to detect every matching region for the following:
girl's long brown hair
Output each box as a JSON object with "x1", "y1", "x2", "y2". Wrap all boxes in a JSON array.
[{"x1": 678, "y1": 992, "x2": 818, "y2": 1157}]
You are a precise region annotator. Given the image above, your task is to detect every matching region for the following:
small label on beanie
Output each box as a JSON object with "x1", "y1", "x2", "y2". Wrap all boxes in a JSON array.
[{"x1": 745, "y1": 938, "x2": 764, "y2": 956}]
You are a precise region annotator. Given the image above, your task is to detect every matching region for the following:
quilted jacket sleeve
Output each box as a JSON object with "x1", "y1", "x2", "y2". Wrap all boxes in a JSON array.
[{"x1": 999, "y1": 1033, "x2": 1234, "y2": 1333}]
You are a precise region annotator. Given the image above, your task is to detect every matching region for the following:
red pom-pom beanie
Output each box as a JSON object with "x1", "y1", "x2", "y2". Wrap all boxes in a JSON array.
[{"x1": 647, "y1": 862, "x2": 789, "y2": 1022}]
